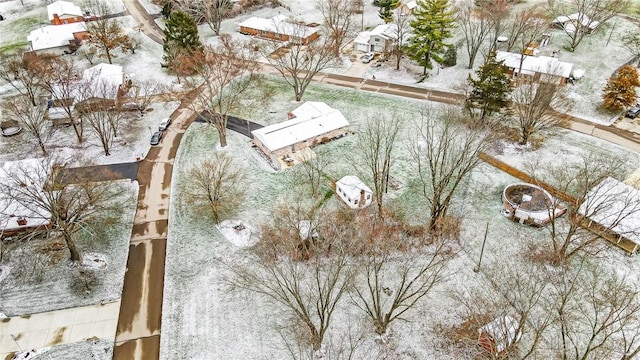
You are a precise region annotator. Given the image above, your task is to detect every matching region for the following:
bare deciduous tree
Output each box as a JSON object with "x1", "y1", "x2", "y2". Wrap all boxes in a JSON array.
[
  {"x1": 0, "y1": 157, "x2": 124, "y2": 263},
  {"x1": 391, "y1": 8, "x2": 411, "y2": 70},
  {"x1": 39, "y1": 56, "x2": 86, "y2": 143},
  {"x1": 298, "y1": 151, "x2": 330, "y2": 198},
  {"x1": 4, "y1": 95, "x2": 53, "y2": 155},
  {"x1": 171, "y1": 0, "x2": 233, "y2": 35},
  {"x1": 549, "y1": 260, "x2": 640, "y2": 359},
  {"x1": 225, "y1": 205, "x2": 354, "y2": 353},
  {"x1": 479, "y1": 0, "x2": 510, "y2": 48},
  {"x1": 0, "y1": 53, "x2": 47, "y2": 106},
  {"x1": 355, "y1": 112, "x2": 402, "y2": 217},
  {"x1": 548, "y1": 0, "x2": 628, "y2": 51},
  {"x1": 510, "y1": 79, "x2": 570, "y2": 145},
  {"x1": 506, "y1": 7, "x2": 549, "y2": 76},
  {"x1": 457, "y1": 5, "x2": 494, "y2": 69},
  {"x1": 85, "y1": 1, "x2": 131, "y2": 64},
  {"x1": 262, "y1": 22, "x2": 337, "y2": 102},
  {"x1": 529, "y1": 152, "x2": 636, "y2": 263},
  {"x1": 318, "y1": 0, "x2": 353, "y2": 57},
  {"x1": 82, "y1": 110, "x2": 122, "y2": 156},
  {"x1": 186, "y1": 36, "x2": 259, "y2": 147},
  {"x1": 351, "y1": 237, "x2": 453, "y2": 336},
  {"x1": 181, "y1": 153, "x2": 246, "y2": 223},
  {"x1": 409, "y1": 108, "x2": 488, "y2": 231},
  {"x1": 450, "y1": 260, "x2": 553, "y2": 359}
]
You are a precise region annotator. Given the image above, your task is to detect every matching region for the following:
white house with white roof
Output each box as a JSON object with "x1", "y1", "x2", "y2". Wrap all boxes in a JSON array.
[
  {"x1": 496, "y1": 51, "x2": 574, "y2": 84},
  {"x1": 251, "y1": 102, "x2": 349, "y2": 169},
  {"x1": 27, "y1": 22, "x2": 88, "y2": 54},
  {"x1": 0, "y1": 159, "x2": 52, "y2": 238},
  {"x1": 82, "y1": 63, "x2": 126, "y2": 98},
  {"x1": 353, "y1": 23, "x2": 399, "y2": 53},
  {"x1": 552, "y1": 13, "x2": 600, "y2": 34},
  {"x1": 48, "y1": 63, "x2": 126, "y2": 121},
  {"x1": 238, "y1": 15, "x2": 319, "y2": 45},
  {"x1": 579, "y1": 177, "x2": 640, "y2": 254},
  {"x1": 47, "y1": 1, "x2": 84, "y2": 25},
  {"x1": 335, "y1": 175, "x2": 373, "y2": 209}
]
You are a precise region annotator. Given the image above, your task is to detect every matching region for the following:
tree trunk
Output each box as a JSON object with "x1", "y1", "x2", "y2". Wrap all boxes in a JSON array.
[
  {"x1": 63, "y1": 230, "x2": 81, "y2": 263},
  {"x1": 71, "y1": 122, "x2": 83, "y2": 143},
  {"x1": 105, "y1": 48, "x2": 112, "y2": 64}
]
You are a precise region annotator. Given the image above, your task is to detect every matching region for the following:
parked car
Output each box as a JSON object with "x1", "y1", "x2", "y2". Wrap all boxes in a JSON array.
[
  {"x1": 626, "y1": 104, "x2": 640, "y2": 119},
  {"x1": 150, "y1": 131, "x2": 163, "y2": 145},
  {"x1": 361, "y1": 52, "x2": 375, "y2": 64},
  {"x1": 159, "y1": 118, "x2": 171, "y2": 131}
]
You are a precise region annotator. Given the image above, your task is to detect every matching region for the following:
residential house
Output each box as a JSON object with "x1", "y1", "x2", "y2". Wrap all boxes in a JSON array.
[
  {"x1": 578, "y1": 177, "x2": 640, "y2": 254},
  {"x1": 27, "y1": 22, "x2": 88, "y2": 54},
  {"x1": 353, "y1": 23, "x2": 398, "y2": 53},
  {"x1": 0, "y1": 159, "x2": 52, "y2": 238},
  {"x1": 47, "y1": 1, "x2": 84, "y2": 25},
  {"x1": 335, "y1": 175, "x2": 373, "y2": 209},
  {"x1": 399, "y1": 0, "x2": 417, "y2": 16},
  {"x1": 496, "y1": 51, "x2": 574, "y2": 85},
  {"x1": 552, "y1": 13, "x2": 600, "y2": 34},
  {"x1": 238, "y1": 15, "x2": 319, "y2": 45},
  {"x1": 48, "y1": 63, "x2": 127, "y2": 119},
  {"x1": 251, "y1": 102, "x2": 350, "y2": 169}
]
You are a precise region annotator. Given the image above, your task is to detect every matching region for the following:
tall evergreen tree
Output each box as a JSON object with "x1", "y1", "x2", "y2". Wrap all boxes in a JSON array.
[
  {"x1": 466, "y1": 51, "x2": 511, "y2": 120},
  {"x1": 163, "y1": 10, "x2": 203, "y2": 65},
  {"x1": 377, "y1": 0, "x2": 399, "y2": 23},
  {"x1": 602, "y1": 64, "x2": 640, "y2": 111},
  {"x1": 406, "y1": 0, "x2": 456, "y2": 75}
]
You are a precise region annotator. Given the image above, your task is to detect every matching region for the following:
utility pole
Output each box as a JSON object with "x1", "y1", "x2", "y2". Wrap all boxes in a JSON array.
[{"x1": 473, "y1": 222, "x2": 489, "y2": 273}]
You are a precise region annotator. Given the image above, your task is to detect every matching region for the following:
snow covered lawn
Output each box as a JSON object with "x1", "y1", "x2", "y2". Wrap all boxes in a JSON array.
[
  {"x1": 0, "y1": 181, "x2": 138, "y2": 316},
  {"x1": 161, "y1": 77, "x2": 640, "y2": 359}
]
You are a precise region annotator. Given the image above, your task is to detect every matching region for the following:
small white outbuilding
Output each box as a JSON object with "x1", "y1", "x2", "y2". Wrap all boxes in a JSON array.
[{"x1": 335, "y1": 176, "x2": 372, "y2": 209}]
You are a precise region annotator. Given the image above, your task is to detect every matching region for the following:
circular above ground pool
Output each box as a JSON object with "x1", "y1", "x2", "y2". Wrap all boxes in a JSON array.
[{"x1": 503, "y1": 183, "x2": 552, "y2": 212}]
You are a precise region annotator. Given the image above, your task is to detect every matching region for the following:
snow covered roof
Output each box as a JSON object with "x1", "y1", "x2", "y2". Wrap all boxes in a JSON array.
[
  {"x1": 496, "y1": 51, "x2": 573, "y2": 79},
  {"x1": 47, "y1": 1, "x2": 83, "y2": 21},
  {"x1": 238, "y1": 15, "x2": 318, "y2": 39},
  {"x1": 0, "y1": 159, "x2": 51, "y2": 234},
  {"x1": 553, "y1": 13, "x2": 600, "y2": 31},
  {"x1": 252, "y1": 102, "x2": 349, "y2": 152},
  {"x1": 27, "y1": 22, "x2": 87, "y2": 51},
  {"x1": 479, "y1": 315, "x2": 521, "y2": 354},
  {"x1": 579, "y1": 177, "x2": 640, "y2": 245},
  {"x1": 355, "y1": 24, "x2": 399, "y2": 45},
  {"x1": 337, "y1": 175, "x2": 372, "y2": 200},
  {"x1": 403, "y1": 0, "x2": 417, "y2": 10},
  {"x1": 82, "y1": 63, "x2": 124, "y2": 99},
  {"x1": 354, "y1": 31, "x2": 371, "y2": 45}
]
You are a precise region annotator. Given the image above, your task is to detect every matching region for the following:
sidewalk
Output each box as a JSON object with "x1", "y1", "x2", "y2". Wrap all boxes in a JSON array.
[{"x1": 0, "y1": 302, "x2": 120, "y2": 359}]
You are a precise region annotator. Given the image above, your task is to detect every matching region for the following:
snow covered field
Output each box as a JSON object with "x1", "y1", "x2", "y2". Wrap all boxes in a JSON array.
[{"x1": 161, "y1": 77, "x2": 640, "y2": 359}]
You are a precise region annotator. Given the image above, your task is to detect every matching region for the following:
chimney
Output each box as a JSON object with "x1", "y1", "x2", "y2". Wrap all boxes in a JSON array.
[
  {"x1": 359, "y1": 189, "x2": 366, "y2": 207},
  {"x1": 53, "y1": 13, "x2": 61, "y2": 25}
]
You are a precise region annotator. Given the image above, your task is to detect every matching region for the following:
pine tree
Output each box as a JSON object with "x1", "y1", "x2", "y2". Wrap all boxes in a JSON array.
[
  {"x1": 377, "y1": 0, "x2": 399, "y2": 23},
  {"x1": 163, "y1": 10, "x2": 203, "y2": 66},
  {"x1": 602, "y1": 64, "x2": 640, "y2": 111},
  {"x1": 466, "y1": 51, "x2": 511, "y2": 120},
  {"x1": 406, "y1": 0, "x2": 456, "y2": 75}
]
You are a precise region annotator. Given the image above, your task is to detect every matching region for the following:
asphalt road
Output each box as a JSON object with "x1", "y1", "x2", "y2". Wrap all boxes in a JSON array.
[
  {"x1": 56, "y1": 161, "x2": 140, "y2": 185},
  {"x1": 196, "y1": 111, "x2": 264, "y2": 138}
]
